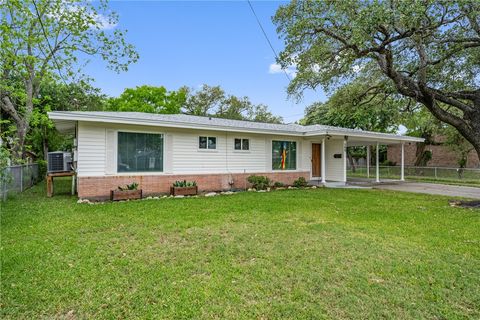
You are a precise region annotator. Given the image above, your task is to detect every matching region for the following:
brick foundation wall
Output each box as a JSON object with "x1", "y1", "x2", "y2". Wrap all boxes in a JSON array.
[
  {"x1": 78, "y1": 171, "x2": 310, "y2": 200},
  {"x1": 387, "y1": 144, "x2": 479, "y2": 168}
]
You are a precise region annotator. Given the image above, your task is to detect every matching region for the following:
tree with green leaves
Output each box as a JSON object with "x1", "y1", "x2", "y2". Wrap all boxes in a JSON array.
[
  {"x1": 29, "y1": 81, "x2": 107, "y2": 161},
  {"x1": 301, "y1": 80, "x2": 401, "y2": 170},
  {"x1": 301, "y1": 80, "x2": 400, "y2": 132},
  {"x1": 274, "y1": 0, "x2": 480, "y2": 158},
  {"x1": 183, "y1": 84, "x2": 283, "y2": 124},
  {"x1": 107, "y1": 86, "x2": 186, "y2": 114},
  {"x1": 0, "y1": 0, "x2": 138, "y2": 162}
]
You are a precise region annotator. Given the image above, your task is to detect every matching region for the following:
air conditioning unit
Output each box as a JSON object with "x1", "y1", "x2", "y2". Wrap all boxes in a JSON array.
[{"x1": 47, "y1": 151, "x2": 73, "y2": 173}]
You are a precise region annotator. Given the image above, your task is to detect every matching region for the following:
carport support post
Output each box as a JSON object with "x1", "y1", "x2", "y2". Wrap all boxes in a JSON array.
[
  {"x1": 343, "y1": 136, "x2": 347, "y2": 183},
  {"x1": 321, "y1": 138, "x2": 326, "y2": 183},
  {"x1": 376, "y1": 142, "x2": 380, "y2": 183},
  {"x1": 366, "y1": 146, "x2": 370, "y2": 178},
  {"x1": 401, "y1": 142, "x2": 405, "y2": 181}
]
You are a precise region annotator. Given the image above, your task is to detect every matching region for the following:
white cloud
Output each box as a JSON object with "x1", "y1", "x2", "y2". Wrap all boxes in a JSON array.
[
  {"x1": 93, "y1": 13, "x2": 118, "y2": 30},
  {"x1": 48, "y1": 4, "x2": 117, "y2": 30},
  {"x1": 268, "y1": 63, "x2": 297, "y2": 78}
]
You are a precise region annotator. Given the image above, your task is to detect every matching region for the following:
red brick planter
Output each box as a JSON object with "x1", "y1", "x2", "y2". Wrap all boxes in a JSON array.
[
  {"x1": 170, "y1": 186, "x2": 198, "y2": 196},
  {"x1": 110, "y1": 189, "x2": 143, "y2": 201}
]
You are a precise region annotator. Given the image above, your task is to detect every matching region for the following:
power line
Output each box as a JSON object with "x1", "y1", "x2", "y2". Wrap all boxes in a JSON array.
[{"x1": 246, "y1": 0, "x2": 291, "y2": 82}]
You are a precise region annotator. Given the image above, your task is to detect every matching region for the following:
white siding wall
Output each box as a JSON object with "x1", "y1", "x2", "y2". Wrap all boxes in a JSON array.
[
  {"x1": 76, "y1": 121, "x2": 346, "y2": 181},
  {"x1": 325, "y1": 139, "x2": 345, "y2": 181},
  {"x1": 77, "y1": 122, "x2": 106, "y2": 176}
]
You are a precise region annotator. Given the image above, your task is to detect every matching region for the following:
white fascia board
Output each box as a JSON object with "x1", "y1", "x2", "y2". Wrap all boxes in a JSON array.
[{"x1": 48, "y1": 112, "x2": 303, "y2": 136}]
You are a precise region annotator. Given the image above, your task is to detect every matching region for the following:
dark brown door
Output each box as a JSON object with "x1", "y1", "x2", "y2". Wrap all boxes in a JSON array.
[{"x1": 312, "y1": 143, "x2": 322, "y2": 177}]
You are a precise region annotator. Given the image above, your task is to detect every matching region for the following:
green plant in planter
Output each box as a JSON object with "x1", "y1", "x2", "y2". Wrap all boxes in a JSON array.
[
  {"x1": 118, "y1": 182, "x2": 139, "y2": 191},
  {"x1": 247, "y1": 175, "x2": 271, "y2": 190},
  {"x1": 293, "y1": 177, "x2": 308, "y2": 188},
  {"x1": 173, "y1": 180, "x2": 197, "y2": 187}
]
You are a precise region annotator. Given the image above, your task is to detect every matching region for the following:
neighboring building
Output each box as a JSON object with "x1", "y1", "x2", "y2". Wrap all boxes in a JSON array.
[
  {"x1": 49, "y1": 112, "x2": 423, "y2": 200},
  {"x1": 387, "y1": 136, "x2": 479, "y2": 168}
]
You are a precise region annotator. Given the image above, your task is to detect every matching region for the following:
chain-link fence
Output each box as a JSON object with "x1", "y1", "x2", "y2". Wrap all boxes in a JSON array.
[
  {"x1": 348, "y1": 165, "x2": 480, "y2": 183},
  {"x1": 1, "y1": 163, "x2": 40, "y2": 201}
]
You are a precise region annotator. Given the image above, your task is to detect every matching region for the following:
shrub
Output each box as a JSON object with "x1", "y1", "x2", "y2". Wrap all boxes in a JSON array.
[
  {"x1": 118, "y1": 182, "x2": 139, "y2": 191},
  {"x1": 247, "y1": 175, "x2": 271, "y2": 190},
  {"x1": 381, "y1": 160, "x2": 397, "y2": 166},
  {"x1": 273, "y1": 181, "x2": 284, "y2": 188},
  {"x1": 293, "y1": 177, "x2": 308, "y2": 188},
  {"x1": 37, "y1": 160, "x2": 47, "y2": 179},
  {"x1": 172, "y1": 180, "x2": 197, "y2": 187}
]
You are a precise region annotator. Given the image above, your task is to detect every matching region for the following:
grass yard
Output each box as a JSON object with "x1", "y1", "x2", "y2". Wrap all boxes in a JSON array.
[{"x1": 1, "y1": 180, "x2": 480, "y2": 319}]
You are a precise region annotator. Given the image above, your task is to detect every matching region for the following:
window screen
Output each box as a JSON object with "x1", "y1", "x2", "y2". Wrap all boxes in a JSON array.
[{"x1": 117, "y1": 132, "x2": 164, "y2": 172}]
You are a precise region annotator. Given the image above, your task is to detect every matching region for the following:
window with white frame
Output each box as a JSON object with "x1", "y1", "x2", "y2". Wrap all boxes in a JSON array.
[
  {"x1": 234, "y1": 138, "x2": 249, "y2": 150},
  {"x1": 272, "y1": 140, "x2": 296, "y2": 170},
  {"x1": 117, "y1": 132, "x2": 164, "y2": 172},
  {"x1": 199, "y1": 136, "x2": 217, "y2": 149}
]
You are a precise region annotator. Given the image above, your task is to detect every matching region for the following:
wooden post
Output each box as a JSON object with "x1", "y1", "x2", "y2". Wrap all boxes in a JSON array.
[{"x1": 47, "y1": 174, "x2": 53, "y2": 197}]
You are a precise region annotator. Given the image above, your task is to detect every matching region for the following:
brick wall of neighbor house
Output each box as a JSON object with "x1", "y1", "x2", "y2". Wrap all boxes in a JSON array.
[
  {"x1": 387, "y1": 144, "x2": 480, "y2": 168},
  {"x1": 78, "y1": 171, "x2": 310, "y2": 200}
]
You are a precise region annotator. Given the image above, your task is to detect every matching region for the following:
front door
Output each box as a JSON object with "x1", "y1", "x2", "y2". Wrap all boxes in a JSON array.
[{"x1": 312, "y1": 143, "x2": 322, "y2": 177}]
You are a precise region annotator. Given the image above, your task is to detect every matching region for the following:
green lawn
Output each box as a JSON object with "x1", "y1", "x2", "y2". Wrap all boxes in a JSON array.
[{"x1": 1, "y1": 180, "x2": 479, "y2": 319}]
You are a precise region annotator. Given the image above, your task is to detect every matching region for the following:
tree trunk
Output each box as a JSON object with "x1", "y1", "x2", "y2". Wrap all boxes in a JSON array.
[
  {"x1": 12, "y1": 119, "x2": 29, "y2": 162},
  {"x1": 414, "y1": 142, "x2": 426, "y2": 167},
  {"x1": 43, "y1": 136, "x2": 49, "y2": 161},
  {"x1": 347, "y1": 151, "x2": 356, "y2": 173}
]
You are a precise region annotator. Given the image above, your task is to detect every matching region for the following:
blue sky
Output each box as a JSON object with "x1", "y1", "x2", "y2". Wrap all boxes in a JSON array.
[{"x1": 84, "y1": 0, "x2": 326, "y2": 123}]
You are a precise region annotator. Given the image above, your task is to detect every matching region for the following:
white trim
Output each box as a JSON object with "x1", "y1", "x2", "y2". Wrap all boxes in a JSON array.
[
  {"x1": 233, "y1": 137, "x2": 251, "y2": 152},
  {"x1": 401, "y1": 142, "x2": 405, "y2": 181},
  {"x1": 271, "y1": 139, "x2": 298, "y2": 171},
  {"x1": 343, "y1": 138, "x2": 347, "y2": 182},
  {"x1": 321, "y1": 138, "x2": 326, "y2": 183},
  {"x1": 116, "y1": 129, "x2": 166, "y2": 175},
  {"x1": 198, "y1": 136, "x2": 218, "y2": 151},
  {"x1": 376, "y1": 142, "x2": 380, "y2": 183}
]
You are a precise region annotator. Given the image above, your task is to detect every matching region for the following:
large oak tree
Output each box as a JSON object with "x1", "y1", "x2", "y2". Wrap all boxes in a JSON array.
[{"x1": 273, "y1": 0, "x2": 480, "y2": 158}]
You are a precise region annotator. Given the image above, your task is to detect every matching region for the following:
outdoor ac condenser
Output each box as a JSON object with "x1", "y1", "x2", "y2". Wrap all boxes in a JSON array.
[{"x1": 47, "y1": 151, "x2": 73, "y2": 173}]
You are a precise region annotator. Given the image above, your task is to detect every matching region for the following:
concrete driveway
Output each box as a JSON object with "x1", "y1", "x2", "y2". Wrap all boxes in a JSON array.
[{"x1": 374, "y1": 182, "x2": 480, "y2": 199}]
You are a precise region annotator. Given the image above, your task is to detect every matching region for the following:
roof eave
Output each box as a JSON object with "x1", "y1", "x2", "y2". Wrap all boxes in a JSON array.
[
  {"x1": 48, "y1": 112, "x2": 304, "y2": 136},
  {"x1": 304, "y1": 129, "x2": 424, "y2": 143}
]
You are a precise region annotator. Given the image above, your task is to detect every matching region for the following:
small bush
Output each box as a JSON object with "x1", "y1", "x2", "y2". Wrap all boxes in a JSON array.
[
  {"x1": 173, "y1": 180, "x2": 197, "y2": 187},
  {"x1": 37, "y1": 160, "x2": 47, "y2": 179},
  {"x1": 273, "y1": 181, "x2": 284, "y2": 188},
  {"x1": 118, "y1": 182, "x2": 139, "y2": 191},
  {"x1": 293, "y1": 177, "x2": 308, "y2": 188},
  {"x1": 381, "y1": 160, "x2": 397, "y2": 166},
  {"x1": 247, "y1": 175, "x2": 271, "y2": 190}
]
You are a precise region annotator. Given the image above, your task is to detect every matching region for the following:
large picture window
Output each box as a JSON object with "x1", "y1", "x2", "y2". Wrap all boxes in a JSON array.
[
  {"x1": 272, "y1": 141, "x2": 296, "y2": 170},
  {"x1": 117, "y1": 132, "x2": 164, "y2": 172}
]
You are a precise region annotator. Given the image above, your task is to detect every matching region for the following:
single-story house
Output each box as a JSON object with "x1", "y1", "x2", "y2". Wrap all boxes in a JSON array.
[{"x1": 48, "y1": 111, "x2": 424, "y2": 200}]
